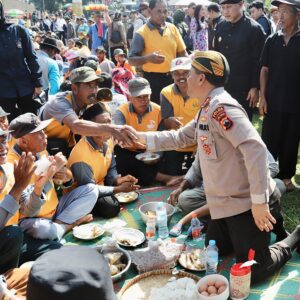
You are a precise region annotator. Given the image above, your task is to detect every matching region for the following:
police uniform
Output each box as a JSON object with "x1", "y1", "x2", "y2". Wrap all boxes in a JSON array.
[
  {"x1": 213, "y1": 1, "x2": 266, "y2": 120},
  {"x1": 140, "y1": 51, "x2": 291, "y2": 283}
]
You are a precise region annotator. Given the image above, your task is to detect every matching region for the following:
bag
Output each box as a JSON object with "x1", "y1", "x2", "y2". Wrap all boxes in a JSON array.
[
  {"x1": 110, "y1": 22, "x2": 122, "y2": 44},
  {"x1": 92, "y1": 194, "x2": 120, "y2": 219}
]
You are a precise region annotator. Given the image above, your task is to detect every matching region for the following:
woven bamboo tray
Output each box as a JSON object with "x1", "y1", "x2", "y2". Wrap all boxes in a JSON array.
[{"x1": 118, "y1": 269, "x2": 201, "y2": 300}]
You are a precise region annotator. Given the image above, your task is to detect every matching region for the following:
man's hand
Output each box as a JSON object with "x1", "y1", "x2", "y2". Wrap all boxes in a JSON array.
[
  {"x1": 115, "y1": 175, "x2": 138, "y2": 186},
  {"x1": 114, "y1": 181, "x2": 140, "y2": 193},
  {"x1": 53, "y1": 167, "x2": 73, "y2": 185},
  {"x1": 147, "y1": 51, "x2": 165, "y2": 64},
  {"x1": 259, "y1": 95, "x2": 267, "y2": 115},
  {"x1": 33, "y1": 87, "x2": 43, "y2": 98},
  {"x1": 10, "y1": 152, "x2": 36, "y2": 201},
  {"x1": 164, "y1": 117, "x2": 183, "y2": 130},
  {"x1": 110, "y1": 125, "x2": 142, "y2": 148},
  {"x1": 53, "y1": 152, "x2": 67, "y2": 171},
  {"x1": 168, "y1": 187, "x2": 183, "y2": 206},
  {"x1": 246, "y1": 88, "x2": 259, "y2": 108},
  {"x1": 251, "y1": 203, "x2": 276, "y2": 232}
]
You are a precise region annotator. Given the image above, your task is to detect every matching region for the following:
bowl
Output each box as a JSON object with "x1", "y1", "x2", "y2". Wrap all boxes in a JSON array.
[
  {"x1": 135, "y1": 152, "x2": 160, "y2": 165},
  {"x1": 139, "y1": 202, "x2": 176, "y2": 225},
  {"x1": 197, "y1": 274, "x2": 229, "y2": 300},
  {"x1": 96, "y1": 244, "x2": 131, "y2": 282}
]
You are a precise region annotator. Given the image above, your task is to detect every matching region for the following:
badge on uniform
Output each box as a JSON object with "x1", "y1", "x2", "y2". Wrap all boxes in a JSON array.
[
  {"x1": 203, "y1": 144, "x2": 211, "y2": 155},
  {"x1": 212, "y1": 106, "x2": 233, "y2": 131},
  {"x1": 218, "y1": 37, "x2": 222, "y2": 42}
]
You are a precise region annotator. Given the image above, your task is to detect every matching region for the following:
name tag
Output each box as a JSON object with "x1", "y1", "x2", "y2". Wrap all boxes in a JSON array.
[{"x1": 199, "y1": 123, "x2": 209, "y2": 131}]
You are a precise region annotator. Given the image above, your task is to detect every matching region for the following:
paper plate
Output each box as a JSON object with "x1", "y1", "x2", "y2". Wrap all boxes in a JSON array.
[
  {"x1": 178, "y1": 249, "x2": 206, "y2": 271},
  {"x1": 113, "y1": 228, "x2": 145, "y2": 247},
  {"x1": 73, "y1": 224, "x2": 104, "y2": 240},
  {"x1": 115, "y1": 191, "x2": 139, "y2": 204}
]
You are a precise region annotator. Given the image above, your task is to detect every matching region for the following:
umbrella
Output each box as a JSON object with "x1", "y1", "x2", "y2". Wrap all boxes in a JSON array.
[
  {"x1": 172, "y1": 0, "x2": 212, "y2": 6},
  {"x1": 5, "y1": 9, "x2": 25, "y2": 18}
]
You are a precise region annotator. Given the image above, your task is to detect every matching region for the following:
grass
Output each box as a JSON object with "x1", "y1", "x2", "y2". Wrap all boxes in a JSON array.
[{"x1": 253, "y1": 114, "x2": 300, "y2": 232}]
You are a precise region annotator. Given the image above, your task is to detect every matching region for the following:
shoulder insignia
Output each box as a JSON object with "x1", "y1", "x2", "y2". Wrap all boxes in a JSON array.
[{"x1": 212, "y1": 106, "x2": 233, "y2": 131}]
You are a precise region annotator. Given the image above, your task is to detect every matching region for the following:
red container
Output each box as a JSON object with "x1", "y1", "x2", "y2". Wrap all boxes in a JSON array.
[{"x1": 230, "y1": 263, "x2": 251, "y2": 300}]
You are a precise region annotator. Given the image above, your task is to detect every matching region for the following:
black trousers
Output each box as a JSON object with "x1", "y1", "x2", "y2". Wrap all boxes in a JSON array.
[
  {"x1": 163, "y1": 150, "x2": 194, "y2": 176},
  {"x1": 0, "y1": 93, "x2": 36, "y2": 122},
  {"x1": 0, "y1": 226, "x2": 23, "y2": 273},
  {"x1": 205, "y1": 188, "x2": 290, "y2": 283},
  {"x1": 262, "y1": 110, "x2": 300, "y2": 179},
  {"x1": 114, "y1": 146, "x2": 159, "y2": 186},
  {"x1": 143, "y1": 72, "x2": 173, "y2": 105}
]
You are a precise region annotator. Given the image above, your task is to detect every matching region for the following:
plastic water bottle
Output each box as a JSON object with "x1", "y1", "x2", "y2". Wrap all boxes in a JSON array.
[
  {"x1": 191, "y1": 213, "x2": 202, "y2": 241},
  {"x1": 146, "y1": 215, "x2": 156, "y2": 240},
  {"x1": 206, "y1": 240, "x2": 218, "y2": 275},
  {"x1": 156, "y1": 202, "x2": 169, "y2": 239}
]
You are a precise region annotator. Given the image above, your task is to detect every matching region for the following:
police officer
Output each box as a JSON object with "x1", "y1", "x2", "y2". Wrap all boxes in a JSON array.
[
  {"x1": 136, "y1": 51, "x2": 300, "y2": 283},
  {"x1": 213, "y1": 0, "x2": 266, "y2": 120}
]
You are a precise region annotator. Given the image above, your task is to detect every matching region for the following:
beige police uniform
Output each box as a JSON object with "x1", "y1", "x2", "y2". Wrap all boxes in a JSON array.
[{"x1": 140, "y1": 87, "x2": 291, "y2": 283}]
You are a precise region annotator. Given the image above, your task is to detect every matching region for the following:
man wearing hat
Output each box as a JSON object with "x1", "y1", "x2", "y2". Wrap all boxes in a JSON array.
[
  {"x1": 129, "y1": 0, "x2": 187, "y2": 104},
  {"x1": 0, "y1": 0, "x2": 43, "y2": 121},
  {"x1": 135, "y1": 50, "x2": 298, "y2": 283},
  {"x1": 96, "y1": 46, "x2": 116, "y2": 75},
  {"x1": 8, "y1": 113, "x2": 99, "y2": 243},
  {"x1": 160, "y1": 57, "x2": 200, "y2": 175},
  {"x1": 114, "y1": 48, "x2": 136, "y2": 75},
  {"x1": 27, "y1": 246, "x2": 117, "y2": 300},
  {"x1": 260, "y1": 0, "x2": 300, "y2": 192},
  {"x1": 114, "y1": 78, "x2": 181, "y2": 186},
  {"x1": 212, "y1": 0, "x2": 266, "y2": 120},
  {"x1": 36, "y1": 37, "x2": 61, "y2": 96},
  {"x1": 133, "y1": 2, "x2": 150, "y2": 33},
  {"x1": 40, "y1": 66, "x2": 138, "y2": 156}
]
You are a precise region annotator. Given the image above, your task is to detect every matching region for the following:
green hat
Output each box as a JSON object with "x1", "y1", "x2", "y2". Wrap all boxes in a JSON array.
[
  {"x1": 69, "y1": 67, "x2": 100, "y2": 84},
  {"x1": 128, "y1": 78, "x2": 152, "y2": 97}
]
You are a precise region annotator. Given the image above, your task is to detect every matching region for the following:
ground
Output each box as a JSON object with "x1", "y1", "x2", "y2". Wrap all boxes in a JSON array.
[{"x1": 253, "y1": 114, "x2": 300, "y2": 232}]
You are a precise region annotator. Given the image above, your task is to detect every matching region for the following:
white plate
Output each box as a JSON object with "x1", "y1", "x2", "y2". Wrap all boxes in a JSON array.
[
  {"x1": 115, "y1": 192, "x2": 139, "y2": 203},
  {"x1": 135, "y1": 152, "x2": 160, "y2": 163},
  {"x1": 113, "y1": 228, "x2": 145, "y2": 247},
  {"x1": 178, "y1": 249, "x2": 206, "y2": 271},
  {"x1": 73, "y1": 224, "x2": 105, "y2": 240}
]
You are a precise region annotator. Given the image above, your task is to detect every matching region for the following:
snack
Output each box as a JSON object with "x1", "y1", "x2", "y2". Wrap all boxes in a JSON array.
[
  {"x1": 35, "y1": 155, "x2": 52, "y2": 176},
  {"x1": 116, "y1": 192, "x2": 138, "y2": 203},
  {"x1": 146, "y1": 210, "x2": 156, "y2": 217},
  {"x1": 73, "y1": 224, "x2": 104, "y2": 240},
  {"x1": 198, "y1": 280, "x2": 227, "y2": 297},
  {"x1": 118, "y1": 237, "x2": 139, "y2": 246},
  {"x1": 179, "y1": 249, "x2": 206, "y2": 271},
  {"x1": 104, "y1": 252, "x2": 126, "y2": 276}
]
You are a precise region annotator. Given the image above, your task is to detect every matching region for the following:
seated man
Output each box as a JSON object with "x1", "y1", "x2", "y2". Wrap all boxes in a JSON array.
[
  {"x1": 39, "y1": 66, "x2": 137, "y2": 157},
  {"x1": 114, "y1": 78, "x2": 180, "y2": 186},
  {"x1": 68, "y1": 102, "x2": 139, "y2": 218},
  {"x1": 160, "y1": 57, "x2": 200, "y2": 175},
  {"x1": 8, "y1": 113, "x2": 98, "y2": 242}
]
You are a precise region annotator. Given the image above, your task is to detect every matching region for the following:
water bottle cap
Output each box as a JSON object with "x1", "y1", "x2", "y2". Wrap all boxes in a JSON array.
[
  {"x1": 191, "y1": 213, "x2": 197, "y2": 218},
  {"x1": 209, "y1": 240, "x2": 216, "y2": 246}
]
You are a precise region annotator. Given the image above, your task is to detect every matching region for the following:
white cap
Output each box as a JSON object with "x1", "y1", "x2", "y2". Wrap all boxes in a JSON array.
[{"x1": 170, "y1": 57, "x2": 192, "y2": 72}]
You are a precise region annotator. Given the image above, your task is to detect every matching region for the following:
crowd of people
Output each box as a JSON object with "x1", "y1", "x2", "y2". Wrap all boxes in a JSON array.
[{"x1": 0, "y1": 0, "x2": 299, "y2": 298}]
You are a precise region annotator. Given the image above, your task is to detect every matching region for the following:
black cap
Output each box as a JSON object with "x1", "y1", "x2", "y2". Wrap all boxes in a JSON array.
[
  {"x1": 219, "y1": 0, "x2": 242, "y2": 4},
  {"x1": 27, "y1": 246, "x2": 117, "y2": 300},
  {"x1": 9, "y1": 113, "x2": 52, "y2": 138},
  {"x1": 271, "y1": 0, "x2": 300, "y2": 9},
  {"x1": 40, "y1": 37, "x2": 61, "y2": 53}
]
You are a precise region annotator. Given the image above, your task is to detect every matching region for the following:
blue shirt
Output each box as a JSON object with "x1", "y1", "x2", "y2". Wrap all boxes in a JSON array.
[
  {"x1": 0, "y1": 23, "x2": 42, "y2": 98},
  {"x1": 88, "y1": 23, "x2": 107, "y2": 50}
]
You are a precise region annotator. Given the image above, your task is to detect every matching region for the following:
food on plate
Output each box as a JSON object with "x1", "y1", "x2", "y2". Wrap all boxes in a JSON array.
[
  {"x1": 73, "y1": 224, "x2": 104, "y2": 239},
  {"x1": 198, "y1": 280, "x2": 227, "y2": 296},
  {"x1": 180, "y1": 249, "x2": 205, "y2": 270},
  {"x1": 118, "y1": 237, "x2": 139, "y2": 246},
  {"x1": 104, "y1": 252, "x2": 126, "y2": 276},
  {"x1": 116, "y1": 192, "x2": 138, "y2": 203}
]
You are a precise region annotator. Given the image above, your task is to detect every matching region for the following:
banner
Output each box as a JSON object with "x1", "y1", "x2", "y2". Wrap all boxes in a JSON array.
[{"x1": 72, "y1": 0, "x2": 83, "y2": 16}]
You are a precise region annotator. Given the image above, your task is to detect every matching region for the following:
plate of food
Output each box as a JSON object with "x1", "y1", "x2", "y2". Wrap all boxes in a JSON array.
[
  {"x1": 113, "y1": 228, "x2": 145, "y2": 247},
  {"x1": 135, "y1": 152, "x2": 160, "y2": 165},
  {"x1": 115, "y1": 191, "x2": 139, "y2": 203},
  {"x1": 178, "y1": 248, "x2": 206, "y2": 271},
  {"x1": 73, "y1": 223, "x2": 104, "y2": 240}
]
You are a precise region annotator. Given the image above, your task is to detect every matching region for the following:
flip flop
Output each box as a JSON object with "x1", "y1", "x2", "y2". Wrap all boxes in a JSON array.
[{"x1": 170, "y1": 223, "x2": 182, "y2": 237}]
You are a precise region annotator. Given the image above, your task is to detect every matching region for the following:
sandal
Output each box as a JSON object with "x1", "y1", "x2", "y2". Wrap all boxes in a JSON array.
[{"x1": 283, "y1": 179, "x2": 296, "y2": 193}]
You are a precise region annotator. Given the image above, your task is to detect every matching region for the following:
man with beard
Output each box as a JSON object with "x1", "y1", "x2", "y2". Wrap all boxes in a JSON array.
[
  {"x1": 39, "y1": 66, "x2": 138, "y2": 157},
  {"x1": 160, "y1": 57, "x2": 200, "y2": 175},
  {"x1": 213, "y1": 0, "x2": 266, "y2": 120},
  {"x1": 129, "y1": 0, "x2": 187, "y2": 104}
]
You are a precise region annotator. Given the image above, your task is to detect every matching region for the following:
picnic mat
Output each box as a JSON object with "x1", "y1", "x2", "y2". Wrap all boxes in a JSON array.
[{"x1": 61, "y1": 187, "x2": 300, "y2": 300}]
